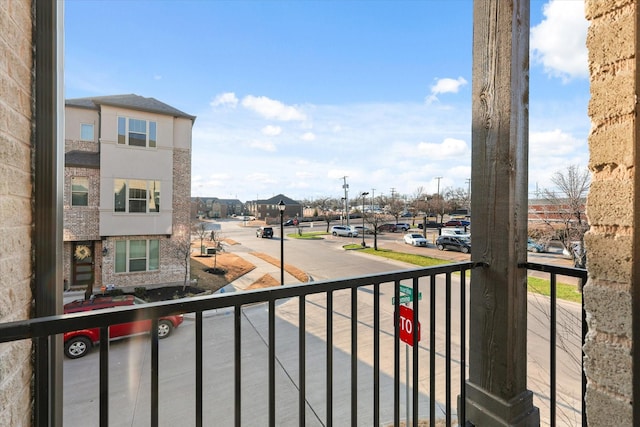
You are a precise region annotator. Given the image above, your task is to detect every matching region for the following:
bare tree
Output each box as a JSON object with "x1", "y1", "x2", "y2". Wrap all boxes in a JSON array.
[
  {"x1": 170, "y1": 234, "x2": 193, "y2": 290},
  {"x1": 315, "y1": 197, "x2": 336, "y2": 232},
  {"x1": 408, "y1": 187, "x2": 427, "y2": 225},
  {"x1": 209, "y1": 229, "x2": 225, "y2": 272},
  {"x1": 538, "y1": 165, "x2": 590, "y2": 278},
  {"x1": 193, "y1": 221, "x2": 210, "y2": 255},
  {"x1": 444, "y1": 186, "x2": 469, "y2": 213}
]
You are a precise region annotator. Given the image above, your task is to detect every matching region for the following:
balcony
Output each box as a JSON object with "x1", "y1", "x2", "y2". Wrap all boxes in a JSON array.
[{"x1": 1, "y1": 261, "x2": 586, "y2": 426}]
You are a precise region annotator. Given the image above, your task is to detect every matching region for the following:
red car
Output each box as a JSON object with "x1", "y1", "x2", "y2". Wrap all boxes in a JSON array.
[
  {"x1": 63, "y1": 295, "x2": 184, "y2": 359},
  {"x1": 377, "y1": 223, "x2": 398, "y2": 233}
]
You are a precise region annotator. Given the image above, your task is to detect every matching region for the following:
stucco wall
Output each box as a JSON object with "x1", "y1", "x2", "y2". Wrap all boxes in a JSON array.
[
  {"x1": 584, "y1": 0, "x2": 636, "y2": 425},
  {"x1": 0, "y1": 0, "x2": 33, "y2": 425}
]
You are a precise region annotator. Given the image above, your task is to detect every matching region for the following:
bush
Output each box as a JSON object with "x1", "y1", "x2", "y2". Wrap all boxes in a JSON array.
[{"x1": 134, "y1": 287, "x2": 147, "y2": 298}]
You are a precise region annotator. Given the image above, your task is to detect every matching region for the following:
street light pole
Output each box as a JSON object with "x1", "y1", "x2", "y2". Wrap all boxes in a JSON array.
[
  {"x1": 278, "y1": 200, "x2": 286, "y2": 286},
  {"x1": 361, "y1": 191, "x2": 369, "y2": 247}
]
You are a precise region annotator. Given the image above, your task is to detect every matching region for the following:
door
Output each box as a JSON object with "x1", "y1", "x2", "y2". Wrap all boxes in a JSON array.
[{"x1": 73, "y1": 242, "x2": 94, "y2": 289}]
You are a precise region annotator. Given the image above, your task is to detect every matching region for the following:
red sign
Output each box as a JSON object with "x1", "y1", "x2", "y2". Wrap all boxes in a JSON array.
[{"x1": 398, "y1": 305, "x2": 421, "y2": 346}]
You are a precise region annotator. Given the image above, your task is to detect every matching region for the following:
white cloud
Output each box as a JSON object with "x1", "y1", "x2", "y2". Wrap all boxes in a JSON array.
[
  {"x1": 530, "y1": 129, "x2": 582, "y2": 156},
  {"x1": 531, "y1": 0, "x2": 588, "y2": 81},
  {"x1": 261, "y1": 125, "x2": 282, "y2": 136},
  {"x1": 249, "y1": 139, "x2": 277, "y2": 152},
  {"x1": 301, "y1": 132, "x2": 316, "y2": 141},
  {"x1": 416, "y1": 138, "x2": 469, "y2": 159},
  {"x1": 241, "y1": 95, "x2": 307, "y2": 121},
  {"x1": 210, "y1": 92, "x2": 239, "y2": 108},
  {"x1": 426, "y1": 77, "x2": 468, "y2": 103}
]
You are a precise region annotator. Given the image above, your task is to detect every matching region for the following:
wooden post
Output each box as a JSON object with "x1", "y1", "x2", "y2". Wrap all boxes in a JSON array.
[{"x1": 461, "y1": 1, "x2": 539, "y2": 425}]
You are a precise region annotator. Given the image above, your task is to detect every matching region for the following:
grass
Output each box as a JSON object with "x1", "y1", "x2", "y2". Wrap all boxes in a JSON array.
[
  {"x1": 287, "y1": 231, "x2": 328, "y2": 239},
  {"x1": 358, "y1": 247, "x2": 452, "y2": 267},
  {"x1": 348, "y1": 246, "x2": 581, "y2": 302},
  {"x1": 527, "y1": 276, "x2": 582, "y2": 303}
]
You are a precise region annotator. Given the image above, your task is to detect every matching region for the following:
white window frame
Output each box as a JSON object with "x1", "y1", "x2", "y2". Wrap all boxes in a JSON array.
[
  {"x1": 115, "y1": 239, "x2": 160, "y2": 273},
  {"x1": 117, "y1": 116, "x2": 157, "y2": 148}
]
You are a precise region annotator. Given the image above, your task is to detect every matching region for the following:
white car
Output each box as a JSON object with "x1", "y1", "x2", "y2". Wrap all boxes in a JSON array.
[
  {"x1": 330, "y1": 225, "x2": 358, "y2": 237},
  {"x1": 404, "y1": 233, "x2": 428, "y2": 246},
  {"x1": 395, "y1": 223, "x2": 411, "y2": 232},
  {"x1": 441, "y1": 228, "x2": 470, "y2": 238}
]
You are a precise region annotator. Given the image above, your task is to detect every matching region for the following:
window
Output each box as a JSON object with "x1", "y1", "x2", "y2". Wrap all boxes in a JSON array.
[
  {"x1": 71, "y1": 177, "x2": 89, "y2": 206},
  {"x1": 113, "y1": 179, "x2": 160, "y2": 213},
  {"x1": 80, "y1": 123, "x2": 94, "y2": 141},
  {"x1": 115, "y1": 239, "x2": 160, "y2": 273},
  {"x1": 117, "y1": 117, "x2": 157, "y2": 147}
]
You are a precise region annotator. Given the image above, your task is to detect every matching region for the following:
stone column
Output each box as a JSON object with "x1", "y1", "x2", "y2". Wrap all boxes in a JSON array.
[
  {"x1": 461, "y1": 1, "x2": 539, "y2": 425},
  {"x1": 583, "y1": 1, "x2": 637, "y2": 425}
]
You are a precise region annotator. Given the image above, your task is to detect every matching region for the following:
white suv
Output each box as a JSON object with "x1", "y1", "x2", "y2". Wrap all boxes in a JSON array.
[
  {"x1": 395, "y1": 223, "x2": 411, "y2": 232},
  {"x1": 330, "y1": 225, "x2": 359, "y2": 237}
]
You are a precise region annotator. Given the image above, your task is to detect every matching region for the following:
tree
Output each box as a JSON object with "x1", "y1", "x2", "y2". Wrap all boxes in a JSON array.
[
  {"x1": 193, "y1": 221, "x2": 210, "y2": 255},
  {"x1": 209, "y1": 229, "x2": 224, "y2": 272},
  {"x1": 408, "y1": 187, "x2": 427, "y2": 225},
  {"x1": 315, "y1": 197, "x2": 336, "y2": 232},
  {"x1": 443, "y1": 186, "x2": 469, "y2": 213},
  {"x1": 538, "y1": 165, "x2": 590, "y2": 277},
  {"x1": 170, "y1": 233, "x2": 193, "y2": 291}
]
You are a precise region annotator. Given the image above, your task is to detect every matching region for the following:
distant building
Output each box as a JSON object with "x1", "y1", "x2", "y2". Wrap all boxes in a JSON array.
[
  {"x1": 245, "y1": 194, "x2": 302, "y2": 221},
  {"x1": 528, "y1": 198, "x2": 586, "y2": 224},
  {"x1": 64, "y1": 94, "x2": 196, "y2": 290},
  {"x1": 192, "y1": 197, "x2": 244, "y2": 219}
]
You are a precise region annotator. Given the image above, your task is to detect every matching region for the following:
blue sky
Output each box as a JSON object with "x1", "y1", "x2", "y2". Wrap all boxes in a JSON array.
[{"x1": 65, "y1": 0, "x2": 590, "y2": 203}]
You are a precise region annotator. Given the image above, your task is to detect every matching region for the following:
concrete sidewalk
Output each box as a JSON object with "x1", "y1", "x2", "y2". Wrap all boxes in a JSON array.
[{"x1": 217, "y1": 243, "x2": 303, "y2": 294}]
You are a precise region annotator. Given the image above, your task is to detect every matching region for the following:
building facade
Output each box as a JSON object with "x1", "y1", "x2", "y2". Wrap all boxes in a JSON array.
[
  {"x1": 245, "y1": 194, "x2": 302, "y2": 222},
  {"x1": 64, "y1": 95, "x2": 195, "y2": 290},
  {"x1": 2, "y1": 1, "x2": 640, "y2": 425}
]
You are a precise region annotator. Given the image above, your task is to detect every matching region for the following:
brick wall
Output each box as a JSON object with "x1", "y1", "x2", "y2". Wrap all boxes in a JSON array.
[
  {"x1": 584, "y1": 0, "x2": 636, "y2": 425},
  {"x1": 0, "y1": 0, "x2": 33, "y2": 425}
]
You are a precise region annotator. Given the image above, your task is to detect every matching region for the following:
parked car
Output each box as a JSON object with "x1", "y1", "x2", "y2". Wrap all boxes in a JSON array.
[
  {"x1": 527, "y1": 238, "x2": 544, "y2": 253},
  {"x1": 444, "y1": 219, "x2": 470, "y2": 227},
  {"x1": 63, "y1": 295, "x2": 184, "y2": 359},
  {"x1": 377, "y1": 223, "x2": 398, "y2": 233},
  {"x1": 563, "y1": 241, "x2": 586, "y2": 267},
  {"x1": 283, "y1": 219, "x2": 295, "y2": 226},
  {"x1": 354, "y1": 225, "x2": 373, "y2": 234},
  {"x1": 330, "y1": 225, "x2": 358, "y2": 237},
  {"x1": 436, "y1": 235, "x2": 471, "y2": 253},
  {"x1": 404, "y1": 233, "x2": 428, "y2": 247},
  {"x1": 441, "y1": 228, "x2": 470, "y2": 238},
  {"x1": 256, "y1": 226, "x2": 274, "y2": 238},
  {"x1": 418, "y1": 221, "x2": 443, "y2": 229},
  {"x1": 395, "y1": 223, "x2": 411, "y2": 232}
]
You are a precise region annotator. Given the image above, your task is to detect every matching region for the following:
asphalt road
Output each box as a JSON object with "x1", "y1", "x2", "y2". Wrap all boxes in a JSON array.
[{"x1": 62, "y1": 219, "x2": 582, "y2": 426}]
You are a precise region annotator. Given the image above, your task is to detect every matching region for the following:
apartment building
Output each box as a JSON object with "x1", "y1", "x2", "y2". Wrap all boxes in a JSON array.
[{"x1": 64, "y1": 94, "x2": 196, "y2": 291}]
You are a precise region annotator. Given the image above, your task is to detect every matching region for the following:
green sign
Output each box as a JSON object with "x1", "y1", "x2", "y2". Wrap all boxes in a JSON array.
[
  {"x1": 392, "y1": 291, "x2": 422, "y2": 305},
  {"x1": 399, "y1": 285, "x2": 414, "y2": 297}
]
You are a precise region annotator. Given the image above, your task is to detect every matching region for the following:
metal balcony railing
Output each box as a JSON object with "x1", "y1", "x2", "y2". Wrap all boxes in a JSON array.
[{"x1": 0, "y1": 261, "x2": 587, "y2": 427}]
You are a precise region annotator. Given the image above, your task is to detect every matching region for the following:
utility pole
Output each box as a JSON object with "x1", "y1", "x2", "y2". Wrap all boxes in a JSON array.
[
  {"x1": 371, "y1": 188, "x2": 375, "y2": 212},
  {"x1": 341, "y1": 176, "x2": 349, "y2": 227},
  {"x1": 435, "y1": 177, "x2": 443, "y2": 220},
  {"x1": 465, "y1": 178, "x2": 471, "y2": 216}
]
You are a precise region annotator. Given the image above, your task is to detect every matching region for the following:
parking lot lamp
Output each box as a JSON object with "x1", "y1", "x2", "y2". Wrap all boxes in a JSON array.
[
  {"x1": 361, "y1": 192, "x2": 369, "y2": 247},
  {"x1": 278, "y1": 200, "x2": 286, "y2": 285}
]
